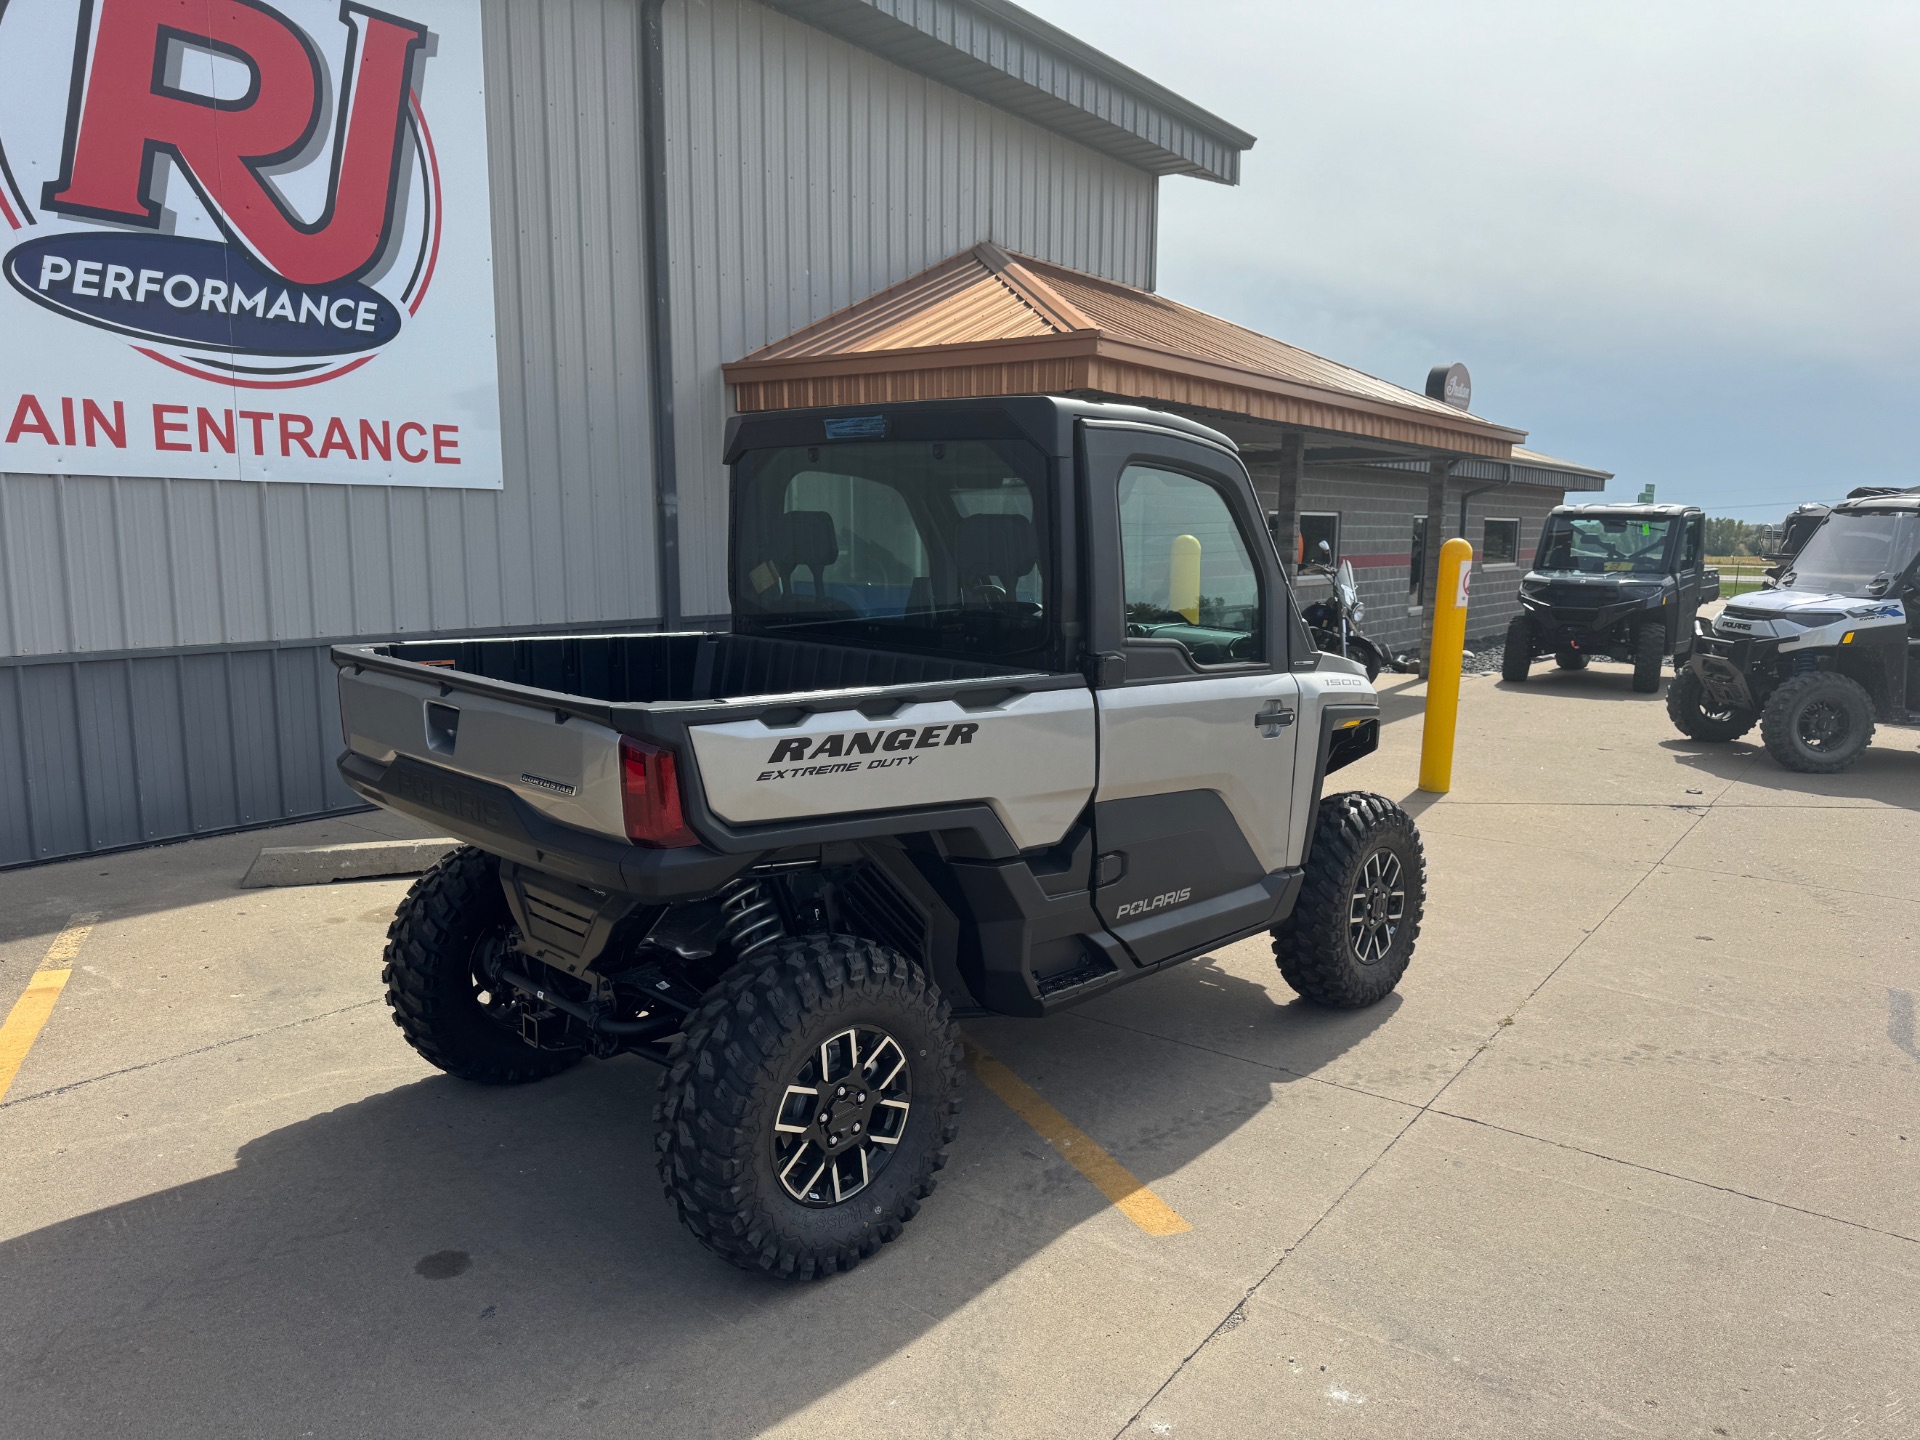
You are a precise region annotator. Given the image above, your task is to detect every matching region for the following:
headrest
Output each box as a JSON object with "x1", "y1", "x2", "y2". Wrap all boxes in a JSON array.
[
  {"x1": 955, "y1": 512, "x2": 1037, "y2": 587},
  {"x1": 776, "y1": 510, "x2": 839, "y2": 572}
]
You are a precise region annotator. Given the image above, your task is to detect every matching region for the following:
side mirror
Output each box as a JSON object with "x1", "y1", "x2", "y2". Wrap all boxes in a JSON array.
[{"x1": 1317, "y1": 540, "x2": 1332, "y2": 558}]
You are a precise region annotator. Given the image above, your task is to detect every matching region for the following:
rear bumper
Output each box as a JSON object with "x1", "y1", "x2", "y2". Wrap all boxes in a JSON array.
[{"x1": 338, "y1": 751, "x2": 748, "y2": 902}]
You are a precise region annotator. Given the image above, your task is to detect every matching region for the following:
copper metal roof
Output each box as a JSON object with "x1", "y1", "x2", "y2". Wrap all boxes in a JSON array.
[{"x1": 725, "y1": 246, "x2": 1529, "y2": 457}]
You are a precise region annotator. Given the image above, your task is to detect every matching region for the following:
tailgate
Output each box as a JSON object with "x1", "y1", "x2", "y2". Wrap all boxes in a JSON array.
[{"x1": 338, "y1": 663, "x2": 628, "y2": 841}]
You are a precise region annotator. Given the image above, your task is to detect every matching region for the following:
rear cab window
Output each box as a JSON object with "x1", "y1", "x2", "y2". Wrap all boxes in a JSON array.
[{"x1": 732, "y1": 439, "x2": 1054, "y2": 667}]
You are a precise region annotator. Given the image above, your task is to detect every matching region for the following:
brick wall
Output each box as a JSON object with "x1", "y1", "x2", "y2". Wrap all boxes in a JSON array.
[{"x1": 1293, "y1": 467, "x2": 1570, "y2": 662}]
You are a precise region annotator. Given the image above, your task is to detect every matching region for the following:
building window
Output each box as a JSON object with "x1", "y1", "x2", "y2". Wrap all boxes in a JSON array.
[
  {"x1": 1483, "y1": 518, "x2": 1520, "y2": 566},
  {"x1": 1408, "y1": 516, "x2": 1427, "y2": 614},
  {"x1": 1299, "y1": 512, "x2": 1340, "y2": 569}
]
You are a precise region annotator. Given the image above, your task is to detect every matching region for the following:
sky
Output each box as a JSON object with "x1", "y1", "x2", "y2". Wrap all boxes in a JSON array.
[{"x1": 1019, "y1": 0, "x2": 1920, "y2": 519}]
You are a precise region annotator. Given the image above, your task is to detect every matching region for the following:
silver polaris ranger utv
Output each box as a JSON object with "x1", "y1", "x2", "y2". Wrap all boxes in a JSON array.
[
  {"x1": 1670, "y1": 491, "x2": 1920, "y2": 772},
  {"x1": 332, "y1": 397, "x2": 1422, "y2": 1278}
]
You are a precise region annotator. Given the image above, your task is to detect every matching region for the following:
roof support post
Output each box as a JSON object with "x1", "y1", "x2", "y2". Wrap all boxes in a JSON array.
[
  {"x1": 641, "y1": 0, "x2": 681, "y2": 630},
  {"x1": 1418, "y1": 459, "x2": 1458, "y2": 676},
  {"x1": 1246, "y1": 433, "x2": 1303, "y2": 577}
]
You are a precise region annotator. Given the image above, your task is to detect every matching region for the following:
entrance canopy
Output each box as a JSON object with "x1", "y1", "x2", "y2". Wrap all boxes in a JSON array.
[{"x1": 725, "y1": 244, "x2": 1529, "y2": 459}]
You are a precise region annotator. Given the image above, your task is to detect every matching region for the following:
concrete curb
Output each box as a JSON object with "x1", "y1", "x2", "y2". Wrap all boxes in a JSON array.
[{"x1": 240, "y1": 838, "x2": 457, "y2": 889}]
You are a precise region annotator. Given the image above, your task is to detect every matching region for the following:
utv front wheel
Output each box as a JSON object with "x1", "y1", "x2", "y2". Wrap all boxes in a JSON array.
[
  {"x1": 1631, "y1": 625, "x2": 1666, "y2": 693},
  {"x1": 1274, "y1": 793, "x2": 1426, "y2": 1008},
  {"x1": 1761, "y1": 671, "x2": 1875, "y2": 773},
  {"x1": 1501, "y1": 615, "x2": 1533, "y2": 682},
  {"x1": 656, "y1": 935, "x2": 960, "y2": 1279},
  {"x1": 383, "y1": 846, "x2": 586, "y2": 1084},
  {"x1": 1666, "y1": 667, "x2": 1757, "y2": 742}
]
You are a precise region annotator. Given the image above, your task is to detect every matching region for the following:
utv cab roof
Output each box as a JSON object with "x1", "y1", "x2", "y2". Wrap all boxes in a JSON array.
[
  {"x1": 1834, "y1": 492, "x2": 1920, "y2": 514},
  {"x1": 1549, "y1": 502, "x2": 1702, "y2": 519}
]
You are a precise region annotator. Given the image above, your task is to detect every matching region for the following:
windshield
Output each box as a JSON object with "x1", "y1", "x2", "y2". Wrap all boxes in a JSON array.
[
  {"x1": 1783, "y1": 511, "x2": 1920, "y2": 597},
  {"x1": 732, "y1": 438, "x2": 1052, "y2": 663},
  {"x1": 1536, "y1": 515, "x2": 1674, "y2": 575}
]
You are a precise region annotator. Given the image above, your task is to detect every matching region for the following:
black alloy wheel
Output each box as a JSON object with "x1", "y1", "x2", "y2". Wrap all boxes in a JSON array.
[
  {"x1": 1273, "y1": 792, "x2": 1426, "y2": 1008},
  {"x1": 772, "y1": 1025, "x2": 913, "y2": 1207},
  {"x1": 1665, "y1": 667, "x2": 1758, "y2": 743},
  {"x1": 1348, "y1": 847, "x2": 1407, "y2": 966},
  {"x1": 1631, "y1": 625, "x2": 1666, "y2": 693},
  {"x1": 1760, "y1": 670, "x2": 1875, "y2": 774},
  {"x1": 382, "y1": 846, "x2": 585, "y2": 1085},
  {"x1": 1501, "y1": 614, "x2": 1534, "y2": 682},
  {"x1": 656, "y1": 934, "x2": 960, "y2": 1279}
]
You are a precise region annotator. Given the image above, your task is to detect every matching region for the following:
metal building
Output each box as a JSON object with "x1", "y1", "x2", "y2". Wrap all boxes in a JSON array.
[{"x1": 0, "y1": 0, "x2": 1252, "y2": 866}]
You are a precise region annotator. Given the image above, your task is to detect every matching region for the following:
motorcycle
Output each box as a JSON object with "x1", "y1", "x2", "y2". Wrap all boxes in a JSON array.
[{"x1": 1299, "y1": 545, "x2": 1388, "y2": 680}]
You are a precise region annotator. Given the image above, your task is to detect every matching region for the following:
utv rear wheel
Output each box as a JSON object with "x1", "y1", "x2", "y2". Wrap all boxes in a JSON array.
[
  {"x1": 1631, "y1": 626, "x2": 1665, "y2": 693},
  {"x1": 1761, "y1": 671, "x2": 1875, "y2": 773},
  {"x1": 1274, "y1": 792, "x2": 1426, "y2": 1008},
  {"x1": 383, "y1": 846, "x2": 585, "y2": 1085},
  {"x1": 1501, "y1": 615, "x2": 1533, "y2": 682},
  {"x1": 1666, "y1": 667, "x2": 1757, "y2": 742},
  {"x1": 1554, "y1": 648, "x2": 1588, "y2": 671},
  {"x1": 655, "y1": 935, "x2": 960, "y2": 1280}
]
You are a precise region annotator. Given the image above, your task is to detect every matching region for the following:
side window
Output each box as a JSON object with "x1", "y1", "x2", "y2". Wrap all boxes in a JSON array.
[
  {"x1": 1299, "y1": 512, "x2": 1340, "y2": 567},
  {"x1": 1482, "y1": 518, "x2": 1520, "y2": 565},
  {"x1": 1118, "y1": 464, "x2": 1262, "y2": 666},
  {"x1": 1681, "y1": 515, "x2": 1703, "y2": 569},
  {"x1": 1408, "y1": 515, "x2": 1428, "y2": 614}
]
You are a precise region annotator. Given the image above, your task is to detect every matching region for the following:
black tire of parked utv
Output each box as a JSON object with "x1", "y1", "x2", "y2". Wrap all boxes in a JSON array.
[
  {"x1": 1665, "y1": 666, "x2": 1758, "y2": 743},
  {"x1": 1273, "y1": 792, "x2": 1426, "y2": 1009},
  {"x1": 1554, "y1": 648, "x2": 1589, "y2": 671},
  {"x1": 1760, "y1": 670, "x2": 1876, "y2": 774},
  {"x1": 1631, "y1": 625, "x2": 1666, "y2": 693},
  {"x1": 1501, "y1": 615, "x2": 1533, "y2": 682},
  {"x1": 383, "y1": 845, "x2": 586, "y2": 1085},
  {"x1": 655, "y1": 934, "x2": 961, "y2": 1280}
]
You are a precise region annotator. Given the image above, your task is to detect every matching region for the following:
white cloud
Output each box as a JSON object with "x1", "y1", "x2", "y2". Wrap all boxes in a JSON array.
[{"x1": 1029, "y1": 0, "x2": 1920, "y2": 365}]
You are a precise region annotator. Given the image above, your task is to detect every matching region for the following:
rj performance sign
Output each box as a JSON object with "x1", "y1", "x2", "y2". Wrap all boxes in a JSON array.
[{"x1": 0, "y1": 0, "x2": 501, "y2": 487}]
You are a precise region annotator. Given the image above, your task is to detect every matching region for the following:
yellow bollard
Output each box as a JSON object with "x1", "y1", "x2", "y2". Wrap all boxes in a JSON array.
[
  {"x1": 1418, "y1": 537, "x2": 1474, "y2": 794},
  {"x1": 1169, "y1": 533, "x2": 1201, "y2": 623}
]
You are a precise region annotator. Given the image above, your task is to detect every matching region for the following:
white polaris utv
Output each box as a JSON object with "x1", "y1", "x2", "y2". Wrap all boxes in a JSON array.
[
  {"x1": 332, "y1": 396, "x2": 1423, "y2": 1277},
  {"x1": 1670, "y1": 491, "x2": 1920, "y2": 772}
]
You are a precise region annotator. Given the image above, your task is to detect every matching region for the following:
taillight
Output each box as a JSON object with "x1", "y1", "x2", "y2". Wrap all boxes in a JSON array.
[{"x1": 619, "y1": 735, "x2": 698, "y2": 847}]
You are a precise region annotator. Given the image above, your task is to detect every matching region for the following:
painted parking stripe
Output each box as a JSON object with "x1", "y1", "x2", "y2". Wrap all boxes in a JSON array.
[
  {"x1": 0, "y1": 913, "x2": 99, "y2": 1103},
  {"x1": 965, "y1": 1039, "x2": 1191, "y2": 1237}
]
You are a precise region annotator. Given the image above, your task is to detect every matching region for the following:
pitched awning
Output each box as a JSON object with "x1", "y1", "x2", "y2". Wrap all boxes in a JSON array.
[{"x1": 724, "y1": 245, "x2": 1530, "y2": 458}]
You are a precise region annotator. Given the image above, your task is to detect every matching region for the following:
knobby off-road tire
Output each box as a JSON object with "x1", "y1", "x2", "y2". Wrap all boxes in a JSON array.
[
  {"x1": 1666, "y1": 667, "x2": 1758, "y2": 743},
  {"x1": 655, "y1": 935, "x2": 961, "y2": 1280},
  {"x1": 1554, "y1": 648, "x2": 1589, "y2": 671},
  {"x1": 1631, "y1": 625, "x2": 1666, "y2": 693},
  {"x1": 1273, "y1": 793, "x2": 1426, "y2": 1008},
  {"x1": 1502, "y1": 615, "x2": 1534, "y2": 683},
  {"x1": 1761, "y1": 670, "x2": 1875, "y2": 773},
  {"x1": 383, "y1": 846, "x2": 585, "y2": 1084}
]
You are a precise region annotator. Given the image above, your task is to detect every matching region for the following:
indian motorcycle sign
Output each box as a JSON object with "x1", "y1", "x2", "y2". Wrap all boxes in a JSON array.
[{"x1": 0, "y1": 0, "x2": 501, "y2": 486}]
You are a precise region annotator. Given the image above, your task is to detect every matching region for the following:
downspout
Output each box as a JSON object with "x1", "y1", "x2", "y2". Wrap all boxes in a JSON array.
[
  {"x1": 641, "y1": 0, "x2": 682, "y2": 629},
  {"x1": 1457, "y1": 463, "x2": 1514, "y2": 538}
]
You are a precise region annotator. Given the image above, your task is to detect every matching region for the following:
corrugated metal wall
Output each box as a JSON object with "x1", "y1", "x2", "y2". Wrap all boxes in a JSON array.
[
  {"x1": 0, "y1": 0, "x2": 660, "y2": 661},
  {"x1": 662, "y1": 0, "x2": 1160, "y2": 619},
  {"x1": 0, "y1": 0, "x2": 1164, "y2": 865}
]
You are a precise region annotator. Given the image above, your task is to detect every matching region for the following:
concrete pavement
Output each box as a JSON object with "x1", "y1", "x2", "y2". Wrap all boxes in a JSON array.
[{"x1": 0, "y1": 660, "x2": 1915, "y2": 1439}]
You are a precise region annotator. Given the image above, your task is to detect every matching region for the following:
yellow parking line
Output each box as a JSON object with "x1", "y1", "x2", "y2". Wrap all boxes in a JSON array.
[
  {"x1": 965, "y1": 1039, "x2": 1191, "y2": 1237},
  {"x1": 0, "y1": 913, "x2": 99, "y2": 1103}
]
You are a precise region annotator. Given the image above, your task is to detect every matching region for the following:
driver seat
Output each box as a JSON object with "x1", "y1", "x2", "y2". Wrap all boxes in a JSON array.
[{"x1": 954, "y1": 513, "x2": 1037, "y2": 603}]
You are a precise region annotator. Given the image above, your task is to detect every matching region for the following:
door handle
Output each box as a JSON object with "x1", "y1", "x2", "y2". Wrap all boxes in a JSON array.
[{"x1": 1255, "y1": 703, "x2": 1295, "y2": 737}]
